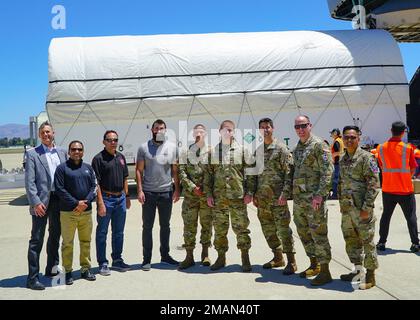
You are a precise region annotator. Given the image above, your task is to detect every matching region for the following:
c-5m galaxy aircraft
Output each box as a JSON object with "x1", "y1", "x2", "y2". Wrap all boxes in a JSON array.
[{"x1": 328, "y1": 0, "x2": 420, "y2": 42}]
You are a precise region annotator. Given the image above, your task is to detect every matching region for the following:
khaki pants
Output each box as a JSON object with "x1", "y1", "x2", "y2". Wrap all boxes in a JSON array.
[{"x1": 60, "y1": 211, "x2": 93, "y2": 273}]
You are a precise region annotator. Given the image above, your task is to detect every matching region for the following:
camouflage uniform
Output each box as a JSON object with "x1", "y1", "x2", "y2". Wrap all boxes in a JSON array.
[
  {"x1": 338, "y1": 147, "x2": 380, "y2": 270},
  {"x1": 204, "y1": 140, "x2": 252, "y2": 253},
  {"x1": 292, "y1": 135, "x2": 333, "y2": 264},
  {"x1": 250, "y1": 139, "x2": 295, "y2": 253},
  {"x1": 178, "y1": 144, "x2": 213, "y2": 250}
]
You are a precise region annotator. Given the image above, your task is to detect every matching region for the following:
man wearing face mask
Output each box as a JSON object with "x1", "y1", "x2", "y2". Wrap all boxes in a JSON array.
[
  {"x1": 292, "y1": 115, "x2": 333, "y2": 286},
  {"x1": 178, "y1": 124, "x2": 213, "y2": 269},
  {"x1": 136, "y1": 119, "x2": 180, "y2": 270},
  {"x1": 338, "y1": 126, "x2": 380, "y2": 290}
]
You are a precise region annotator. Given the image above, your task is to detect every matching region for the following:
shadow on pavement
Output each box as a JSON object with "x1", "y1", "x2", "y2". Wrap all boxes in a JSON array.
[
  {"x1": 177, "y1": 263, "x2": 242, "y2": 275},
  {"x1": 254, "y1": 267, "x2": 355, "y2": 293},
  {"x1": 377, "y1": 248, "x2": 413, "y2": 255},
  {"x1": 175, "y1": 263, "x2": 354, "y2": 292},
  {"x1": 9, "y1": 195, "x2": 28, "y2": 206},
  {"x1": 0, "y1": 275, "x2": 28, "y2": 288}
]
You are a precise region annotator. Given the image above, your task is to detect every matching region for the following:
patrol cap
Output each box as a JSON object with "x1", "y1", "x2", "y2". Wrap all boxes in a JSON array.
[
  {"x1": 391, "y1": 121, "x2": 407, "y2": 134},
  {"x1": 330, "y1": 128, "x2": 341, "y2": 135}
]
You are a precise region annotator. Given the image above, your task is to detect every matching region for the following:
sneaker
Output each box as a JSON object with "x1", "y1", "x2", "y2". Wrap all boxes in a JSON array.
[
  {"x1": 81, "y1": 269, "x2": 96, "y2": 281},
  {"x1": 161, "y1": 255, "x2": 179, "y2": 266},
  {"x1": 111, "y1": 260, "x2": 131, "y2": 272},
  {"x1": 410, "y1": 244, "x2": 419, "y2": 253},
  {"x1": 142, "y1": 263, "x2": 151, "y2": 271},
  {"x1": 376, "y1": 243, "x2": 386, "y2": 251},
  {"x1": 65, "y1": 272, "x2": 73, "y2": 286},
  {"x1": 99, "y1": 263, "x2": 111, "y2": 276}
]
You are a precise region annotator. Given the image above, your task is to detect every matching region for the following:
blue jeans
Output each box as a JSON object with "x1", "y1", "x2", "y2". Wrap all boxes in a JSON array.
[
  {"x1": 96, "y1": 194, "x2": 127, "y2": 265},
  {"x1": 142, "y1": 191, "x2": 173, "y2": 263},
  {"x1": 332, "y1": 163, "x2": 340, "y2": 198}
]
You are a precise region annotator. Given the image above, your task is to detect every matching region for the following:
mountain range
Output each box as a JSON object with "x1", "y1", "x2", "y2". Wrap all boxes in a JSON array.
[{"x1": 0, "y1": 124, "x2": 29, "y2": 139}]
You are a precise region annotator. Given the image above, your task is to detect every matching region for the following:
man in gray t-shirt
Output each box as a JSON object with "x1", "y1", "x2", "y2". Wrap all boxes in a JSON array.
[{"x1": 136, "y1": 119, "x2": 180, "y2": 269}]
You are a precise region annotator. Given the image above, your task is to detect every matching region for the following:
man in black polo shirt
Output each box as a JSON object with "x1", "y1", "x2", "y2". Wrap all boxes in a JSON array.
[
  {"x1": 54, "y1": 140, "x2": 97, "y2": 285},
  {"x1": 92, "y1": 130, "x2": 131, "y2": 276}
]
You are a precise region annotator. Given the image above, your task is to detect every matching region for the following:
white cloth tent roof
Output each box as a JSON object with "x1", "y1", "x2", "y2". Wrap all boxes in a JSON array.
[
  {"x1": 47, "y1": 29, "x2": 407, "y2": 112},
  {"x1": 46, "y1": 30, "x2": 409, "y2": 158}
]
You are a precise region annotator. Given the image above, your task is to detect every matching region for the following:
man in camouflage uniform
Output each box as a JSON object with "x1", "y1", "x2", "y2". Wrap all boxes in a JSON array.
[
  {"x1": 338, "y1": 125, "x2": 380, "y2": 290},
  {"x1": 292, "y1": 115, "x2": 333, "y2": 286},
  {"x1": 178, "y1": 124, "x2": 213, "y2": 270},
  {"x1": 250, "y1": 118, "x2": 297, "y2": 275},
  {"x1": 204, "y1": 120, "x2": 253, "y2": 272}
]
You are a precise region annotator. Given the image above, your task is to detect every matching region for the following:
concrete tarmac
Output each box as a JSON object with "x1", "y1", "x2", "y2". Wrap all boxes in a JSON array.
[{"x1": 0, "y1": 187, "x2": 419, "y2": 300}]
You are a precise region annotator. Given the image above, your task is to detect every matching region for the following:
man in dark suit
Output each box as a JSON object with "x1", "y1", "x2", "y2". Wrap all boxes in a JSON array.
[{"x1": 25, "y1": 121, "x2": 67, "y2": 290}]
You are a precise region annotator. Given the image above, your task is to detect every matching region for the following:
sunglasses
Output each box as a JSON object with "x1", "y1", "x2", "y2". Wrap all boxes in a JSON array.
[
  {"x1": 70, "y1": 148, "x2": 83, "y2": 152},
  {"x1": 343, "y1": 135, "x2": 358, "y2": 140},
  {"x1": 294, "y1": 123, "x2": 310, "y2": 130},
  {"x1": 105, "y1": 138, "x2": 119, "y2": 143}
]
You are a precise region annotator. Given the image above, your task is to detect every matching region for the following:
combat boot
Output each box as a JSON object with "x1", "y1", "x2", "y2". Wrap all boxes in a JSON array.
[
  {"x1": 210, "y1": 252, "x2": 226, "y2": 271},
  {"x1": 178, "y1": 249, "x2": 195, "y2": 270},
  {"x1": 340, "y1": 265, "x2": 362, "y2": 282},
  {"x1": 359, "y1": 269, "x2": 375, "y2": 290},
  {"x1": 311, "y1": 263, "x2": 332, "y2": 286},
  {"x1": 241, "y1": 249, "x2": 252, "y2": 272},
  {"x1": 299, "y1": 257, "x2": 320, "y2": 278},
  {"x1": 201, "y1": 245, "x2": 211, "y2": 266},
  {"x1": 283, "y1": 253, "x2": 298, "y2": 275},
  {"x1": 263, "y1": 248, "x2": 286, "y2": 269}
]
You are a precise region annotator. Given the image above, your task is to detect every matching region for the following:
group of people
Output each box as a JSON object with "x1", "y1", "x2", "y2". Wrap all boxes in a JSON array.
[{"x1": 24, "y1": 117, "x2": 418, "y2": 291}]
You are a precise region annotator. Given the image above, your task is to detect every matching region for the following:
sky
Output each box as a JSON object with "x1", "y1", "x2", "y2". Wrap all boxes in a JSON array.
[{"x1": 0, "y1": 0, "x2": 418, "y2": 126}]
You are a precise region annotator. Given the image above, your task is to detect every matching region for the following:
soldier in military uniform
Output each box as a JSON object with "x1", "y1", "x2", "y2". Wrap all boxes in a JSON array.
[
  {"x1": 250, "y1": 118, "x2": 297, "y2": 275},
  {"x1": 292, "y1": 115, "x2": 333, "y2": 286},
  {"x1": 338, "y1": 125, "x2": 380, "y2": 290},
  {"x1": 204, "y1": 120, "x2": 253, "y2": 272},
  {"x1": 178, "y1": 124, "x2": 213, "y2": 270}
]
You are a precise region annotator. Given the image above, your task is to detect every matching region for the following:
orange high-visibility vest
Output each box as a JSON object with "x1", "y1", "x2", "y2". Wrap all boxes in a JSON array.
[
  {"x1": 377, "y1": 141, "x2": 414, "y2": 194},
  {"x1": 331, "y1": 137, "x2": 344, "y2": 156},
  {"x1": 415, "y1": 148, "x2": 420, "y2": 159}
]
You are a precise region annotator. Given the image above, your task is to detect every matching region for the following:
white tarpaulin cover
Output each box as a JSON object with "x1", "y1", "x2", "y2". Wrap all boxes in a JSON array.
[{"x1": 46, "y1": 30, "x2": 409, "y2": 163}]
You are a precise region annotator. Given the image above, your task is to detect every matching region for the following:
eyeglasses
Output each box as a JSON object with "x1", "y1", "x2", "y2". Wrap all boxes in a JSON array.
[
  {"x1": 70, "y1": 148, "x2": 83, "y2": 152},
  {"x1": 343, "y1": 135, "x2": 358, "y2": 141},
  {"x1": 294, "y1": 123, "x2": 310, "y2": 130},
  {"x1": 105, "y1": 138, "x2": 119, "y2": 143}
]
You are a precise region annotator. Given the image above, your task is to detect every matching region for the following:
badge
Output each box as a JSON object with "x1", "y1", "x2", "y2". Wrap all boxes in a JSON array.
[
  {"x1": 369, "y1": 159, "x2": 379, "y2": 174},
  {"x1": 120, "y1": 158, "x2": 125, "y2": 166}
]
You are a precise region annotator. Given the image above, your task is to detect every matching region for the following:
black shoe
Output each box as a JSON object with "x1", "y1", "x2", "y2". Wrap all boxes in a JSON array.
[
  {"x1": 161, "y1": 255, "x2": 179, "y2": 266},
  {"x1": 26, "y1": 279, "x2": 45, "y2": 291},
  {"x1": 376, "y1": 243, "x2": 386, "y2": 251},
  {"x1": 65, "y1": 272, "x2": 73, "y2": 285},
  {"x1": 81, "y1": 269, "x2": 96, "y2": 281},
  {"x1": 410, "y1": 244, "x2": 419, "y2": 253},
  {"x1": 111, "y1": 260, "x2": 131, "y2": 272}
]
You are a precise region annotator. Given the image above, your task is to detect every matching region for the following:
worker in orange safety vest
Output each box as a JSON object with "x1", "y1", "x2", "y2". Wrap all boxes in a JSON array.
[{"x1": 376, "y1": 121, "x2": 419, "y2": 253}]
